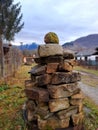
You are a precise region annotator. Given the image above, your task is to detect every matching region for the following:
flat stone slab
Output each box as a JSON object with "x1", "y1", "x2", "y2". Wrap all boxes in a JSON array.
[
  {"x1": 46, "y1": 63, "x2": 59, "y2": 73},
  {"x1": 51, "y1": 72, "x2": 81, "y2": 85},
  {"x1": 25, "y1": 80, "x2": 37, "y2": 88},
  {"x1": 56, "y1": 106, "x2": 78, "y2": 119},
  {"x1": 48, "y1": 83, "x2": 80, "y2": 98},
  {"x1": 29, "y1": 65, "x2": 46, "y2": 75},
  {"x1": 34, "y1": 55, "x2": 63, "y2": 64},
  {"x1": 36, "y1": 74, "x2": 51, "y2": 86},
  {"x1": 59, "y1": 61, "x2": 73, "y2": 72},
  {"x1": 38, "y1": 116, "x2": 70, "y2": 130},
  {"x1": 25, "y1": 87, "x2": 49, "y2": 102},
  {"x1": 49, "y1": 98, "x2": 69, "y2": 112},
  {"x1": 38, "y1": 44, "x2": 63, "y2": 57}
]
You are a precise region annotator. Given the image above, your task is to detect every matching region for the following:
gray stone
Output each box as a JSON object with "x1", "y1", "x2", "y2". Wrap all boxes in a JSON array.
[
  {"x1": 46, "y1": 63, "x2": 59, "y2": 73},
  {"x1": 48, "y1": 83, "x2": 80, "y2": 98},
  {"x1": 71, "y1": 91, "x2": 84, "y2": 99},
  {"x1": 70, "y1": 99, "x2": 83, "y2": 106},
  {"x1": 59, "y1": 61, "x2": 73, "y2": 72},
  {"x1": 38, "y1": 116, "x2": 70, "y2": 130},
  {"x1": 38, "y1": 44, "x2": 63, "y2": 57},
  {"x1": 36, "y1": 74, "x2": 51, "y2": 86},
  {"x1": 51, "y1": 72, "x2": 81, "y2": 85},
  {"x1": 25, "y1": 80, "x2": 37, "y2": 88},
  {"x1": 71, "y1": 112, "x2": 84, "y2": 126},
  {"x1": 25, "y1": 87, "x2": 49, "y2": 102},
  {"x1": 29, "y1": 65, "x2": 46, "y2": 75},
  {"x1": 64, "y1": 59, "x2": 76, "y2": 67},
  {"x1": 63, "y1": 50, "x2": 75, "y2": 59},
  {"x1": 56, "y1": 106, "x2": 78, "y2": 119},
  {"x1": 49, "y1": 98, "x2": 69, "y2": 112}
]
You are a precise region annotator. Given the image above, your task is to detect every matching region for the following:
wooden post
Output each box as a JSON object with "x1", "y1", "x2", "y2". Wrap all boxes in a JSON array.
[{"x1": 0, "y1": 36, "x2": 5, "y2": 77}]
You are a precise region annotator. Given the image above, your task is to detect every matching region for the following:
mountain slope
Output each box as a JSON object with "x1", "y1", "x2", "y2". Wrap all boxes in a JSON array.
[
  {"x1": 18, "y1": 42, "x2": 38, "y2": 50},
  {"x1": 63, "y1": 34, "x2": 98, "y2": 48}
]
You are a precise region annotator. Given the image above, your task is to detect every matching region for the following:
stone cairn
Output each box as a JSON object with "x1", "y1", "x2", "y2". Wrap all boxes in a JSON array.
[{"x1": 24, "y1": 32, "x2": 84, "y2": 130}]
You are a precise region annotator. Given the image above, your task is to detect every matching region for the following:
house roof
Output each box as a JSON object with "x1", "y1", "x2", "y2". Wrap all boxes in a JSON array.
[{"x1": 76, "y1": 48, "x2": 96, "y2": 57}]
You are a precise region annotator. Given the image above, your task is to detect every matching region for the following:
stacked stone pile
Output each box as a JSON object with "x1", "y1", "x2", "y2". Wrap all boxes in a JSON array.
[{"x1": 24, "y1": 32, "x2": 84, "y2": 130}]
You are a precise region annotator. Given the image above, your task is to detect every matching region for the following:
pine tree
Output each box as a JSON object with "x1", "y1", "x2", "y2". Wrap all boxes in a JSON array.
[{"x1": 0, "y1": 0, "x2": 24, "y2": 77}]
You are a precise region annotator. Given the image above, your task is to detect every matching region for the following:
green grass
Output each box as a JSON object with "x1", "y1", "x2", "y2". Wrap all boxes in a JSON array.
[
  {"x1": 0, "y1": 64, "x2": 34, "y2": 130},
  {"x1": 74, "y1": 66, "x2": 98, "y2": 87},
  {"x1": 83, "y1": 97, "x2": 98, "y2": 130},
  {"x1": 0, "y1": 84, "x2": 9, "y2": 92},
  {"x1": 74, "y1": 66, "x2": 98, "y2": 76}
]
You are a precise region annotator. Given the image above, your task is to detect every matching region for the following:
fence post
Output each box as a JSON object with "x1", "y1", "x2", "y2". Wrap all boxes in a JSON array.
[{"x1": 0, "y1": 36, "x2": 5, "y2": 77}]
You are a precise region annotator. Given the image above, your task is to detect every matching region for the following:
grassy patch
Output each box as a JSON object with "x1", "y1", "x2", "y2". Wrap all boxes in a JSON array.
[
  {"x1": 0, "y1": 84, "x2": 10, "y2": 92},
  {"x1": 74, "y1": 66, "x2": 98, "y2": 76},
  {"x1": 83, "y1": 97, "x2": 98, "y2": 130},
  {"x1": 74, "y1": 66, "x2": 98, "y2": 87},
  {"x1": 0, "y1": 64, "x2": 34, "y2": 130}
]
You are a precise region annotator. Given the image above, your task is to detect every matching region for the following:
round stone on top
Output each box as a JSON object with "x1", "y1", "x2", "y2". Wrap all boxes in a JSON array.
[{"x1": 44, "y1": 32, "x2": 59, "y2": 44}]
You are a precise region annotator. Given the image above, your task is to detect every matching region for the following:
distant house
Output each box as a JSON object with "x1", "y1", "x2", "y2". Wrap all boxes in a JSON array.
[{"x1": 76, "y1": 48, "x2": 98, "y2": 66}]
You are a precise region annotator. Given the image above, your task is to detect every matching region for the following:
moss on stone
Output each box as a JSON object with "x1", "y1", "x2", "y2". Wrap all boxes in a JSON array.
[{"x1": 44, "y1": 32, "x2": 59, "y2": 44}]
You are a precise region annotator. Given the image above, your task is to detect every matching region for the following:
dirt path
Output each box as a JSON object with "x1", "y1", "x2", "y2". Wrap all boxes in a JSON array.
[
  {"x1": 79, "y1": 71, "x2": 98, "y2": 80},
  {"x1": 78, "y1": 82, "x2": 98, "y2": 105},
  {"x1": 75, "y1": 70, "x2": 98, "y2": 105}
]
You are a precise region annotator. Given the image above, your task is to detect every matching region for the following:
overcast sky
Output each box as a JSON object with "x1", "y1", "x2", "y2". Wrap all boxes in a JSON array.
[{"x1": 13, "y1": 0, "x2": 98, "y2": 45}]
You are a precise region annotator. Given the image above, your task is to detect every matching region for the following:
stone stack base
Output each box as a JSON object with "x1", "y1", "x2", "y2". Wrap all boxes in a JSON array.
[{"x1": 23, "y1": 44, "x2": 84, "y2": 130}]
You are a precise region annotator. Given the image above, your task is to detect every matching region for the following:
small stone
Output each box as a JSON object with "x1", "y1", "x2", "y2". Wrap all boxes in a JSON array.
[
  {"x1": 78, "y1": 103, "x2": 83, "y2": 112},
  {"x1": 36, "y1": 74, "x2": 51, "y2": 86},
  {"x1": 25, "y1": 80, "x2": 37, "y2": 88},
  {"x1": 64, "y1": 59, "x2": 76, "y2": 66},
  {"x1": 59, "y1": 118, "x2": 70, "y2": 128},
  {"x1": 31, "y1": 74, "x2": 36, "y2": 82},
  {"x1": 59, "y1": 61, "x2": 73, "y2": 72},
  {"x1": 38, "y1": 118, "x2": 47, "y2": 130},
  {"x1": 25, "y1": 87, "x2": 49, "y2": 102},
  {"x1": 26, "y1": 100, "x2": 36, "y2": 121},
  {"x1": 36, "y1": 108, "x2": 53, "y2": 120},
  {"x1": 46, "y1": 63, "x2": 59, "y2": 73},
  {"x1": 70, "y1": 99, "x2": 83, "y2": 106},
  {"x1": 63, "y1": 50, "x2": 75, "y2": 59},
  {"x1": 49, "y1": 98, "x2": 69, "y2": 112},
  {"x1": 71, "y1": 112, "x2": 84, "y2": 126},
  {"x1": 29, "y1": 65, "x2": 46, "y2": 75},
  {"x1": 38, "y1": 116, "x2": 70, "y2": 129},
  {"x1": 56, "y1": 106, "x2": 78, "y2": 119},
  {"x1": 71, "y1": 91, "x2": 84, "y2": 99}
]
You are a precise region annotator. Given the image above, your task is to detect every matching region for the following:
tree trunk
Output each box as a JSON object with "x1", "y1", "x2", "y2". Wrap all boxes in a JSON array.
[{"x1": 0, "y1": 35, "x2": 5, "y2": 77}]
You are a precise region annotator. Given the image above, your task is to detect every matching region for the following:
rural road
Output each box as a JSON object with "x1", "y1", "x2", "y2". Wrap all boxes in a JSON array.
[
  {"x1": 76, "y1": 70, "x2": 98, "y2": 105},
  {"x1": 78, "y1": 82, "x2": 98, "y2": 105}
]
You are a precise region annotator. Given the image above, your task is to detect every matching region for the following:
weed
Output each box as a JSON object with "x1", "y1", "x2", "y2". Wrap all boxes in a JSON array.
[{"x1": 0, "y1": 84, "x2": 9, "y2": 92}]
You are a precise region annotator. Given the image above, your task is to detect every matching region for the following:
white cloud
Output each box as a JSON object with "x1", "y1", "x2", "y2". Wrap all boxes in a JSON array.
[{"x1": 13, "y1": 0, "x2": 98, "y2": 45}]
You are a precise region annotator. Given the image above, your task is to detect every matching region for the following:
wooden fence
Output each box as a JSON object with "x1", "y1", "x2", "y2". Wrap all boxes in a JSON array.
[
  {"x1": 0, "y1": 47, "x2": 23, "y2": 78},
  {"x1": 77, "y1": 60, "x2": 98, "y2": 70}
]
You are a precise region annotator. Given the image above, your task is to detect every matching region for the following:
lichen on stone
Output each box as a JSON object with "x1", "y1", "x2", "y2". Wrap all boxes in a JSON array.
[{"x1": 44, "y1": 32, "x2": 59, "y2": 44}]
